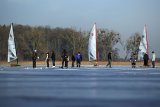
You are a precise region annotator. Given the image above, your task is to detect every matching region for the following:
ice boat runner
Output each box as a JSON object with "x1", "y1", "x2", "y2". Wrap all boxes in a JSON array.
[
  {"x1": 8, "y1": 23, "x2": 19, "y2": 66},
  {"x1": 88, "y1": 23, "x2": 98, "y2": 66},
  {"x1": 138, "y1": 25, "x2": 149, "y2": 60}
]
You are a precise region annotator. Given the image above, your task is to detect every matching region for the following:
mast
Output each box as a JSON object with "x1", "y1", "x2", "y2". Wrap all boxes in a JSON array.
[
  {"x1": 95, "y1": 23, "x2": 98, "y2": 62},
  {"x1": 145, "y1": 25, "x2": 149, "y2": 57}
]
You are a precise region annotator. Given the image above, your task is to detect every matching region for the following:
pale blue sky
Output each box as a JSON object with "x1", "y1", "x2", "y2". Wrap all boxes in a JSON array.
[{"x1": 0, "y1": 0, "x2": 160, "y2": 57}]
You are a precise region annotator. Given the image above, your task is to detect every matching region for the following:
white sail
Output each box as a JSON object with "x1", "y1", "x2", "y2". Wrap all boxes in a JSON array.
[
  {"x1": 138, "y1": 25, "x2": 149, "y2": 60},
  {"x1": 8, "y1": 24, "x2": 17, "y2": 62},
  {"x1": 88, "y1": 23, "x2": 97, "y2": 61}
]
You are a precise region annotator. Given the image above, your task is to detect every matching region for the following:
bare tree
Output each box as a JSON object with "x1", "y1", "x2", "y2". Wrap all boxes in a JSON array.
[
  {"x1": 98, "y1": 29, "x2": 121, "y2": 60},
  {"x1": 124, "y1": 33, "x2": 141, "y2": 60},
  {"x1": 0, "y1": 24, "x2": 123, "y2": 61}
]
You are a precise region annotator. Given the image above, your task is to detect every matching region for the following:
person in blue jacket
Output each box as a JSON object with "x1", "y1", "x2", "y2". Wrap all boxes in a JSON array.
[{"x1": 76, "y1": 52, "x2": 82, "y2": 67}]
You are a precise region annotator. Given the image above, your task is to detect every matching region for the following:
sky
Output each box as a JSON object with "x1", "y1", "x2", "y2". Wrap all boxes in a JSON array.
[{"x1": 0, "y1": 0, "x2": 160, "y2": 58}]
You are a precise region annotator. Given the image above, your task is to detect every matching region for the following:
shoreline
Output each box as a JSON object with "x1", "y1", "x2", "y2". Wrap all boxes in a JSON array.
[{"x1": 1, "y1": 61, "x2": 160, "y2": 66}]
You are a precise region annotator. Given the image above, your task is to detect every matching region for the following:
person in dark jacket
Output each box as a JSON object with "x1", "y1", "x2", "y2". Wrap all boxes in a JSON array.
[
  {"x1": 51, "y1": 51, "x2": 56, "y2": 68},
  {"x1": 71, "y1": 54, "x2": 76, "y2": 67},
  {"x1": 61, "y1": 49, "x2": 68, "y2": 68},
  {"x1": 106, "y1": 52, "x2": 112, "y2": 68},
  {"x1": 32, "y1": 50, "x2": 38, "y2": 68},
  {"x1": 65, "y1": 55, "x2": 69, "y2": 68},
  {"x1": 143, "y1": 53, "x2": 149, "y2": 67},
  {"x1": 130, "y1": 53, "x2": 136, "y2": 68},
  {"x1": 76, "y1": 52, "x2": 82, "y2": 67}
]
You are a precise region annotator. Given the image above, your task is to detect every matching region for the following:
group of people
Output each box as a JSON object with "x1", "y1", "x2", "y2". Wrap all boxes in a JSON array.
[
  {"x1": 32, "y1": 49, "x2": 157, "y2": 69},
  {"x1": 32, "y1": 49, "x2": 82, "y2": 68},
  {"x1": 106, "y1": 50, "x2": 157, "y2": 68},
  {"x1": 32, "y1": 50, "x2": 55, "y2": 68},
  {"x1": 143, "y1": 51, "x2": 156, "y2": 68},
  {"x1": 60, "y1": 49, "x2": 82, "y2": 68},
  {"x1": 130, "y1": 51, "x2": 156, "y2": 68}
]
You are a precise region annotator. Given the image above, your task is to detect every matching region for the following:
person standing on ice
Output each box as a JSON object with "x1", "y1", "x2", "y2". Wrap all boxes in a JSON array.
[
  {"x1": 45, "y1": 52, "x2": 49, "y2": 68},
  {"x1": 143, "y1": 53, "x2": 149, "y2": 67},
  {"x1": 32, "y1": 50, "x2": 39, "y2": 68},
  {"x1": 106, "y1": 52, "x2": 112, "y2": 68},
  {"x1": 130, "y1": 53, "x2": 136, "y2": 68},
  {"x1": 151, "y1": 51, "x2": 156, "y2": 68},
  {"x1": 51, "y1": 51, "x2": 56, "y2": 68},
  {"x1": 65, "y1": 55, "x2": 69, "y2": 68},
  {"x1": 61, "y1": 49, "x2": 67, "y2": 68},
  {"x1": 76, "y1": 52, "x2": 82, "y2": 67},
  {"x1": 71, "y1": 54, "x2": 75, "y2": 67}
]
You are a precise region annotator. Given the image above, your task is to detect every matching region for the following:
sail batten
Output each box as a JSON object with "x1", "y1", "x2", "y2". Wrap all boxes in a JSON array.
[
  {"x1": 88, "y1": 23, "x2": 97, "y2": 61},
  {"x1": 8, "y1": 24, "x2": 17, "y2": 62}
]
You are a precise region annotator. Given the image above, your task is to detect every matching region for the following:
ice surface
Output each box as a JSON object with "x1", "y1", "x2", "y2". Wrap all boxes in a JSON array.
[{"x1": 0, "y1": 65, "x2": 160, "y2": 107}]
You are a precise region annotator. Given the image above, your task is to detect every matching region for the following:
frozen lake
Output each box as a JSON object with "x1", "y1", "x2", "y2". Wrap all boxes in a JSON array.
[{"x1": 0, "y1": 65, "x2": 160, "y2": 107}]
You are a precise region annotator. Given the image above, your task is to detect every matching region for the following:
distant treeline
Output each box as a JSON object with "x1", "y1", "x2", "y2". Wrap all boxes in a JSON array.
[{"x1": 0, "y1": 24, "x2": 128, "y2": 61}]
